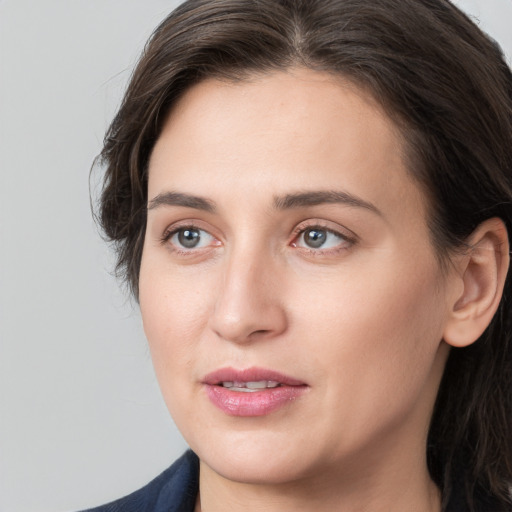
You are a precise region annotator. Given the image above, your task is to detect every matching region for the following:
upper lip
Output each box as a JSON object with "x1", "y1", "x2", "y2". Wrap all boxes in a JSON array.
[{"x1": 202, "y1": 367, "x2": 306, "y2": 386}]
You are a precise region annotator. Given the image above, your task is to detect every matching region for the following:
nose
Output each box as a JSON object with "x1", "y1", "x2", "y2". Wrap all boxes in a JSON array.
[{"x1": 208, "y1": 248, "x2": 288, "y2": 344}]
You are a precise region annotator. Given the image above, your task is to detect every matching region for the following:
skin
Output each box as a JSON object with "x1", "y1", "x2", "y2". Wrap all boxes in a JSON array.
[{"x1": 139, "y1": 68, "x2": 464, "y2": 511}]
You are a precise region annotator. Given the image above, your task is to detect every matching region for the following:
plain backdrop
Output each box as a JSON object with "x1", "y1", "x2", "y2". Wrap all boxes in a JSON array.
[{"x1": 0, "y1": 1, "x2": 511, "y2": 511}]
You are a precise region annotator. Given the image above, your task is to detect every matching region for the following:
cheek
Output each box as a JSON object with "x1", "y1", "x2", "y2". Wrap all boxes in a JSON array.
[
  {"x1": 138, "y1": 257, "x2": 213, "y2": 384},
  {"x1": 297, "y1": 256, "x2": 447, "y2": 425},
  {"x1": 139, "y1": 269, "x2": 211, "y2": 435},
  {"x1": 298, "y1": 250, "x2": 444, "y2": 343}
]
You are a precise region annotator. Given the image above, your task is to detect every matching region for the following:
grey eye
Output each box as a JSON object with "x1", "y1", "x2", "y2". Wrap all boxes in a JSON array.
[
  {"x1": 168, "y1": 227, "x2": 216, "y2": 251},
  {"x1": 295, "y1": 226, "x2": 348, "y2": 251},
  {"x1": 177, "y1": 228, "x2": 201, "y2": 248},
  {"x1": 303, "y1": 228, "x2": 328, "y2": 248}
]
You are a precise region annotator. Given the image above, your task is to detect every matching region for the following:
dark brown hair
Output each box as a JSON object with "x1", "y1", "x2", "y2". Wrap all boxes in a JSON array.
[{"x1": 96, "y1": 0, "x2": 512, "y2": 509}]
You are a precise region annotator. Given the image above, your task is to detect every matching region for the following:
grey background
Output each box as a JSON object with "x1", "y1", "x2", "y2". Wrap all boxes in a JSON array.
[{"x1": 0, "y1": 1, "x2": 510, "y2": 511}]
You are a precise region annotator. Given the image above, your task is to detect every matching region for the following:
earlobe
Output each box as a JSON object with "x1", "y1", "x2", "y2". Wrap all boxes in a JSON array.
[{"x1": 443, "y1": 218, "x2": 510, "y2": 348}]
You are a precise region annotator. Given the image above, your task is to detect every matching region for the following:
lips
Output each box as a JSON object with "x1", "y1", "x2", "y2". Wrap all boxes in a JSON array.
[{"x1": 202, "y1": 367, "x2": 308, "y2": 417}]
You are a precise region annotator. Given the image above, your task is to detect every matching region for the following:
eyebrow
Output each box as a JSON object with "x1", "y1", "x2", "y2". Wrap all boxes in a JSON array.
[
  {"x1": 273, "y1": 190, "x2": 382, "y2": 215},
  {"x1": 147, "y1": 192, "x2": 216, "y2": 213},
  {"x1": 147, "y1": 189, "x2": 381, "y2": 216}
]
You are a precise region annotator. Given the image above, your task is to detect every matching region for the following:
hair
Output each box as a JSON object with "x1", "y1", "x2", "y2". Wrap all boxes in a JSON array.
[{"x1": 95, "y1": 0, "x2": 512, "y2": 510}]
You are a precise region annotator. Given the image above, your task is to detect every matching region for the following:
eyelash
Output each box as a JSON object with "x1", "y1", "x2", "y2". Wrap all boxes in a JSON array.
[
  {"x1": 160, "y1": 222, "x2": 357, "y2": 255},
  {"x1": 290, "y1": 222, "x2": 356, "y2": 255},
  {"x1": 160, "y1": 224, "x2": 219, "y2": 255}
]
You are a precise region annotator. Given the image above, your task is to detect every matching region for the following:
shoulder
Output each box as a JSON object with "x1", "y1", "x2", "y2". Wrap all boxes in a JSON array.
[{"x1": 79, "y1": 450, "x2": 199, "y2": 512}]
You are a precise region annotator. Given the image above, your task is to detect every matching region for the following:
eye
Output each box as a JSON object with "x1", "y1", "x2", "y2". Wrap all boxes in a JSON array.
[
  {"x1": 292, "y1": 226, "x2": 352, "y2": 251},
  {"x1": 165, "y1": 226, "x2": 217, "y2": 251}
]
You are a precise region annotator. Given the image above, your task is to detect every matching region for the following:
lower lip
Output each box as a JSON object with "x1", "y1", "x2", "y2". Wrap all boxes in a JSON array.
[{"x1": 204, "y1": 384, "x2": 307, "y2": 417}]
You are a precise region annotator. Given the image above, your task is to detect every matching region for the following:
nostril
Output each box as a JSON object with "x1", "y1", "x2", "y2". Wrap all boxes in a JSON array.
[{"x1": 252, "y1": 329, "x2": 270, "y2": 336}]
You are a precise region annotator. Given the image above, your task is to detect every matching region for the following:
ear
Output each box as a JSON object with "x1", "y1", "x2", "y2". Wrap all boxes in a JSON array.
[{"x1": 443, "y1": 218, "x2": 510, "y2": 348}]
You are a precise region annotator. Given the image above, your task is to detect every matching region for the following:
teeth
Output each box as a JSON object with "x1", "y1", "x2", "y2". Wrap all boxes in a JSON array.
[
  {"x1": 246, "y1": 381, "x2": 269, "y2": 389},
  {"x1": 220, "y1": 380, "x2": 281, "y2": 390}
]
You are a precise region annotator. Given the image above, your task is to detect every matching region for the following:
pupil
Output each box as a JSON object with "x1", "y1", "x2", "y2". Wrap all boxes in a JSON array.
[
  {"x1": 305, "y1": 229, "x2": 326, "y2": 248},
  {"x1": 178, "y1": 229, "x2": 200, "y2": 248}
]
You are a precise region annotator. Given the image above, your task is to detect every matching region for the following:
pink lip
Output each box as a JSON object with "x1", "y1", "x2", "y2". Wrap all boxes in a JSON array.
[{"x1": 202, "y1": 367, "x2": 308, "y2": 417}]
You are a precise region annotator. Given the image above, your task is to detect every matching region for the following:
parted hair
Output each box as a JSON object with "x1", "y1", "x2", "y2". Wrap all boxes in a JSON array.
[{"x1": 96, "y1": 1, "x2": 512, "y2": 510}]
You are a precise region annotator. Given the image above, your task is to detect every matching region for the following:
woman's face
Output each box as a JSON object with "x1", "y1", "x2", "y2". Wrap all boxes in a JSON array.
[{"x1": 140, "y1": 69, "x2": 455, "y2": 485}]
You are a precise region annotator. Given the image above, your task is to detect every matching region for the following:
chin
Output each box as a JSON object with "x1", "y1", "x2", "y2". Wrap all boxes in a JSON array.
[
  {"x1": 203, "y1": 451, "x2": 310, "y2": 485},
  {"x1": 189, "y1": 426, "x2": 326, "y2": 485}
]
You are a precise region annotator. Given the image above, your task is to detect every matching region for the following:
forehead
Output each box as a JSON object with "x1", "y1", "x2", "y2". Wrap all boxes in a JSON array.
[
  {"x1": 153, "y1": 68, "x2": 403, "y2": 166},
  {"x1": 148, "y1": 68, "x2": 427, "y2": 228}
]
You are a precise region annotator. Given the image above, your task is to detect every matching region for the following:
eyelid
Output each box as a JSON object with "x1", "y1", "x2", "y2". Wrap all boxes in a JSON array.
[
  {"x1": 160, "y1": 220, "x2": 221, "y2": 252},
  {"x1": 292, "y1": 219, "x2": 357, "y2": 240},
  {"x1": 158, "y1": 218, "x2": 357, "y2": 255},
  {"x1": 290, "y1": 220, "x2": 358, "y2": 252},
  {"x1": 160, "y1": 218, "x2": 214, "y2": 240}
]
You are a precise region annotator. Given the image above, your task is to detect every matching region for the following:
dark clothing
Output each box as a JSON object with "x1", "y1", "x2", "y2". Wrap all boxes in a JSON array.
[
  {"x1": 80, "y1": 451, "x2": 199, "y2": 512},
  {"x1": 81, "y1": 450, "x2": 506, "y2": 512}
]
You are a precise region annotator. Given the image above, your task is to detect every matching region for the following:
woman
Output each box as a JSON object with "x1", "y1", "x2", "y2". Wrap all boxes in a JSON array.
[{"x1": 86, "y1": 0, "x2": 512, "y2": 510}]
